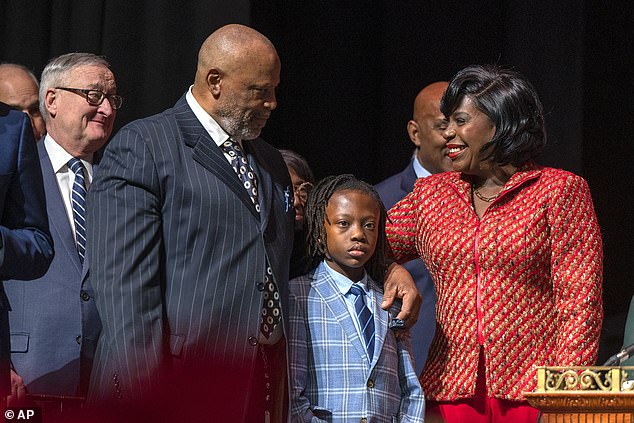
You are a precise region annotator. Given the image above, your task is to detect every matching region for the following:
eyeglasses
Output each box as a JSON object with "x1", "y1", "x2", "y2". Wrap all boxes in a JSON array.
[
  {"x1": 293, "y1": 181, "x2": 313, "y2": 203},
  {"x1": 55, "y1": 87, "x2": 124, "y2": 110}
]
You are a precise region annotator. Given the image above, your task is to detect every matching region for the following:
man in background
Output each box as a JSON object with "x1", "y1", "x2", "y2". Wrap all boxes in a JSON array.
[
  {"x1": 0, "y1": 63, "x2": 47, "y2": 141},
  {"x1": 5, "y1": 53, "x2": 120, "y2": 405},
  {"x1": 0, "y1": 103, "x2": 53, "y2": 406},
  {"x1": 375, "y1": 81, "x2": 450, "y2": 374}
]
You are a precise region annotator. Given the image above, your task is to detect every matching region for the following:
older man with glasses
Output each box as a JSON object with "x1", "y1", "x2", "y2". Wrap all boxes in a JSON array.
[{"x1": 4, "y1": 53, "x2": 122, "y2": 411}]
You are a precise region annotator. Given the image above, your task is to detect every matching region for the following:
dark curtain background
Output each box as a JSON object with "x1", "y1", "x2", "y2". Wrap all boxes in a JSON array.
[{"x1": 2, "y1": 0, "x2": 632, "y2": 363}]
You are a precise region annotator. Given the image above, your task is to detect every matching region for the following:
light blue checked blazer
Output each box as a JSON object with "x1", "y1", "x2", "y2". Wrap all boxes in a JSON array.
[{"x1": 288, "y1": 262, "x2": 425, "y2": 423}]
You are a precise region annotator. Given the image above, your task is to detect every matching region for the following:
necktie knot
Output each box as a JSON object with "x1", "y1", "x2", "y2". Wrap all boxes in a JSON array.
[
  {"x1": 349, "y1": 283, "x2": 365, "y2": 298},
  {"x1": 68, "y1": 157, "x2": 83, "y2": 174},
  {"x1": 221, "y1": 139, "x2": 243, "y2": 158}
]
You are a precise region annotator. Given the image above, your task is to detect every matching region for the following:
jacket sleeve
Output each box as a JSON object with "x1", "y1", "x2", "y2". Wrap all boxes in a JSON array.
[
  {"x1": 86, "y1": 124, "x2": 165, "y2": 398},
  {"x1": 0, "y1": 113, "x2": 53, "y2": 280},
  {"x1": 548, "y1": 174, "x2": 603, "y2": 365},
  {"x1": 385, "y1": 182, "x2": 423, "y2": 265},
  {"x1": 396, "y1": 329, "x2": 425, "y2": 422},
  {"x1": 287, "y1": 282, "x2": 322, "y2": 422}
]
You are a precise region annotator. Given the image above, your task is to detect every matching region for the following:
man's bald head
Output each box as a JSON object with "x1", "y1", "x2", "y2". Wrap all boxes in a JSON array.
[
  {"x1": 0, "y1": 63, "x2": 46, "y2": 140},
  {"x1": 195, "y1": 24, "x2": 277, "y2": 80},
  {"x1": 192, "y1": 24, "x2": 280, "y2": 140},
  {"x1": 407, "y1": 81, "x2": 452, "y2": 174},
  {"x1": 413, "y1": 81, "x2": 449, "y2": 124}
]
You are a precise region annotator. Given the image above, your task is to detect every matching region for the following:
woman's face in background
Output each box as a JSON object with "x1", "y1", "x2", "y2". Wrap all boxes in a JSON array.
[{"x1": 288, "y1": 167, "x2": 311, "y2": 230}]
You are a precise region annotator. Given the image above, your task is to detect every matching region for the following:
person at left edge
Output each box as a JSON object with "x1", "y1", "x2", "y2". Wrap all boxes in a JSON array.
[
  {"x1": 5, "y1": 53, "x2": 121, "y2": 400},
  {"x1": 0, "y1": 63, "x2": 47, "y2": 141},
  {"x1": 85, "y1": 24, "x2": 420, "y2": 422},
  {"x1": 0, "y1": 103, "x2": 54, "y2": 405}
]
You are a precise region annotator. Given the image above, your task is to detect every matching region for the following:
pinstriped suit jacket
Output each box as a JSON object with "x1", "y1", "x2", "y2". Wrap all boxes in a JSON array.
[
  {"x1": 86, "y1": 95, "x2": 294, "y2": 413},
  {"x1": 288, "y1": 263, "x2": 425, "y2": 423}
]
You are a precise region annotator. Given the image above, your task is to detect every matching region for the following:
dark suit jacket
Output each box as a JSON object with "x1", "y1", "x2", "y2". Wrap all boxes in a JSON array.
[
  {"x1": 0, "y1": 104, "x2": 53, "y2": 395},
  {"x1": 86, "y1": 96, "x2": 294, "y2": 417},
  {"x1": 4, "y1": 140, "x2": 101, "y2": 396},
  {"x1": 375, "y1": 159, "x2": 436, "y2": 375}
]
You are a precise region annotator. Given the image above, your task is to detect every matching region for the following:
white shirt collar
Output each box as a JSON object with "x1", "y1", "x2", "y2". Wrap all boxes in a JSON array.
[
  {"x1": 321, "y1": 260, "x2": 370, "y2": 296},
  {"x1": 43, "y1": 134, "x2": 93, "y2": 177},
  {"x1": 185, "y1": 86, "x2": 233, "y2": 148},
  {"x1": 412, "y1": 151, "x2": 432, "y2": 179}
]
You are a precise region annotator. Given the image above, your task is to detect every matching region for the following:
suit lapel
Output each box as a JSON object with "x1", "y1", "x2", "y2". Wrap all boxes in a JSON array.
[
  {"x1": 368, "y1": 278, "x2": 388, "y2": 369},
  {"x1": 401, "y1": 159, "x2": 418, "y2": 194},
  {"x1": 311, "y1": 265, "x2": 371, "y2": 365},
  {"x1": 38, "y1": 142, "x2": 82, "y2": 275},
  {"x1": 174, "y1": 97, "x2": 259, "y2": 220},
  {"x1": 81, "y1": 160, "x2": 100, "y2": 280}
]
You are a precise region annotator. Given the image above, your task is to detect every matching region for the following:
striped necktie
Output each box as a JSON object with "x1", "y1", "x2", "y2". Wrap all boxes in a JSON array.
[
  {"x1": 68, "y1": 158, "x2": 87, "y2": 263},
  {"x1": 349, "y1": 283, "x2": 375, "y2": 361}
]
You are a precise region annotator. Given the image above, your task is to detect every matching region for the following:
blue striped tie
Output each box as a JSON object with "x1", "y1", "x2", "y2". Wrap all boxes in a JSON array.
[
  {"x1": 349, "y1": 283, "x2": 375, "y2": 361},
  {"x1": 68, "y1": 158, "x2": 87, "y2": 263}
]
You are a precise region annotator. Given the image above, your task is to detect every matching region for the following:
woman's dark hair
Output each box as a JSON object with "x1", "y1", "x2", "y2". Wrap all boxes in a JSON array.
[
  {"x1": 441, "y1": 64, "x2": 546, "y2": 166},
  {"x1": 304, "y1": 174, "x2": 388, "y2": 284},
  {"x1": 280, "y1": 149, "x2": 315, "y2": 184}
]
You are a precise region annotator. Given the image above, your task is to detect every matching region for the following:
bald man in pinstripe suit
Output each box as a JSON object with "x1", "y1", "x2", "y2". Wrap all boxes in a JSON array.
[{"x1": 86, "y1": 24, "x2": 295, "y2": 421}]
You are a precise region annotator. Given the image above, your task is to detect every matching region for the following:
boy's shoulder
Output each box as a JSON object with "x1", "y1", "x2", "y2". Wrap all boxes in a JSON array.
[
  {"x1": 366, "y1": 276, "x2": 405, "y2": 318},
  {"x1": 288, "y1": 267, "x2": 319, "y2": 296}
]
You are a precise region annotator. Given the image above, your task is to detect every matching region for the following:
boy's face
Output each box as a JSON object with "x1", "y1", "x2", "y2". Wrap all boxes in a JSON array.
[{"x1": 324, "y1": 190, "x2": 380, "y2": 282}]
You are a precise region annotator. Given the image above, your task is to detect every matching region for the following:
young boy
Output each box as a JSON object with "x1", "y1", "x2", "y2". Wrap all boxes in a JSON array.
[{"x1": 287, "y1": 174, "x2": 425, "y2": 422}]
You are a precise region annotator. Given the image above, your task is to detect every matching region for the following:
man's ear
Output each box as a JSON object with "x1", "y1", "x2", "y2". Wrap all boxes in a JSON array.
[
  {"x1": 207, "y1": 68, "x2": 222, "y2": 96},
  {"x1": 45, "y1": 88, "x2": 57, "y2": 118},
  {"x1": 407, "y1": 120, "x2": 421, "y2": 148}
]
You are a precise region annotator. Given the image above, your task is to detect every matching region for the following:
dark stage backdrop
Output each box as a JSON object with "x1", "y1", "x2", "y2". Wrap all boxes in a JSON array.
[{"x1": 1, "y1": 0, "x2": 632, "y2": 363}]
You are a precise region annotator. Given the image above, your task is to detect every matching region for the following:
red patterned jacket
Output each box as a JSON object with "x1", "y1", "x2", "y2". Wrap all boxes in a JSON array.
[{"x1": 386, "y1": 165, "x2": 603, "y2": 401}]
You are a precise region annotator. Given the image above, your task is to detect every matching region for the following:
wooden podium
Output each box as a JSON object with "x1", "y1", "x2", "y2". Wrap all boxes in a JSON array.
[{"x1": 524, "y1": 366, "x2": 634, "y2": 423}]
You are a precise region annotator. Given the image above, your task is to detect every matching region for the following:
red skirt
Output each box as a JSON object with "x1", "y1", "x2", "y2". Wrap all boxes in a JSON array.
[{"x1": 426, "y1": 349, "x2": 540, "y2": 423}]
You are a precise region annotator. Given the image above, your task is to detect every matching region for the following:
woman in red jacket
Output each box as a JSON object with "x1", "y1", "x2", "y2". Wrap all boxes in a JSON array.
[{"x1": 386, "y1": 64, "x2": 603, "y2": 423}]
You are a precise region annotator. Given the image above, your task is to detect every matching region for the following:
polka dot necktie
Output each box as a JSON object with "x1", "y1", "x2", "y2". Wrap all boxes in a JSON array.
[
  {"x1": 349, "y1": 283, "x2": 375, "y2": 361},
  {"x1": 68, "y1": 158, "x2": 87, "y2": 264},
  {"x1": 220, "y1": 139, "x2": 281, "y2": 338},
  {"x1": 221, "y1": 139, "x2": 261, "y2": 213}
]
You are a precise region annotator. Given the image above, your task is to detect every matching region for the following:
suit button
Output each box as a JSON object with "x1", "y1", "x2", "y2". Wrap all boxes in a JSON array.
[
  {"x1": 256, "y1": 282, "x2": 265, "y2": 291},
  {"x1": 80, "y1": 291, "x2": 90, "y2": 301},
  {"x1": 248, "y1": 336, "x2": 258, "y2": 346},
  {"x1": 366, "y1": 379, "x2": 374, "y2": 388},
  {"x1": 75, "y1": 335, "x2": 82, "y2": 345}
]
